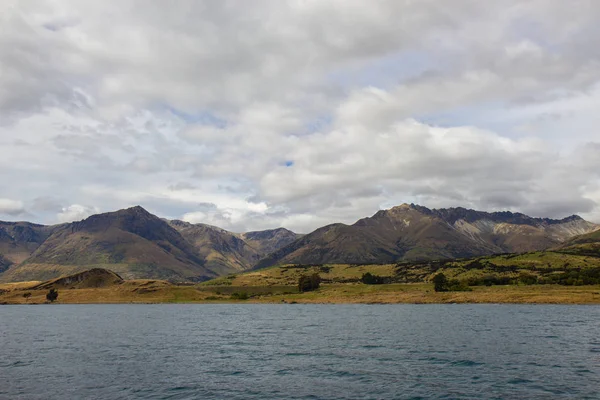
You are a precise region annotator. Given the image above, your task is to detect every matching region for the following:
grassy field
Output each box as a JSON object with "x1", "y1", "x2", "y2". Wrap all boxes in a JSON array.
[
  {"x1": 2, "y1": 279, "x2": 600, "y2": 305},
  {"x1": 2, "y1": 250, "x2": 600, "y2": 304}
]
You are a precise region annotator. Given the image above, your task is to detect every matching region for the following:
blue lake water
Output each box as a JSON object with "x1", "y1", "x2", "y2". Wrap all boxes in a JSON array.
[{"x1": 1, "y1": 304, "x2": 600, "y2": 399}]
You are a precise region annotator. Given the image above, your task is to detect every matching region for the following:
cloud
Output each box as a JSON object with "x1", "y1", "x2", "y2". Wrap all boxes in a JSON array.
[
  {"x1": 0, "y1": 1, "x2": 600, "y2": 232},
  {"x1": 57, "y1": 204, "x2": 100, "y2": 223},
  {"x1": 0, "y1": 199, "x2": 27, "y2": 217}
]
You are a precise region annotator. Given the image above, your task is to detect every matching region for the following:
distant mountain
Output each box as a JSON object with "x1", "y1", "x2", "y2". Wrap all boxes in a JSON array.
[
  {"x1": 255, "y1": 204, "x2": 598, "y2": 268},
  {"x1": 168, "y1": 222, "x2": 302, "y2": 275},
  {"x1": 168, "y1": 220, "x2": 261, "y2": 275},
  {"x1": 0, "y1": 203, "x2": 596, "y2": 283},
  {"x1": 555, "y1": 227, "x2": 600, "y2": 257},
  {"x1": 0, "y1": 206, "x2": 300, "y2": 282},
  {"x1": 240, "y1": 228, "x2": 302, "y2": 256},
  {"x1": 0, "y1": 221, "x2": 61, "y2": 266},
  {"x1": 1, "y1": 206, "x2": 214, "y2": 282}
]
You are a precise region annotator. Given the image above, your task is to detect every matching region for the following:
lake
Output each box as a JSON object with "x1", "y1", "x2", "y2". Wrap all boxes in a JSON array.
[{"x1": 1, "y1": 304, "x2": 599, "y2": 399}]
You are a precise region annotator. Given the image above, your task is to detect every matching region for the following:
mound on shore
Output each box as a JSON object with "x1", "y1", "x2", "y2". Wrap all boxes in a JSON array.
[{"x1": 33, "y1": 268, "x2": 124, "y2": 290}]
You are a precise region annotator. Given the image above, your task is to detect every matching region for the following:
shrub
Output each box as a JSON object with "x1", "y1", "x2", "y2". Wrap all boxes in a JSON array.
[
  {"x1": 230, "y1": 292, "x2": 249, "y2": 300},
  {"x1": 46, "y1": 289, "x2": 58, "y2": 303},
  {"x1": 519, "y1": 272, "x2": 538, "y2": 285},
  {"x1": 447, "y1": 279, "x2": 472, "y2": 292},
  {"x1": 23, "y1": 292, "x2": 32, "y2": 300},
  {"x1": 361, "y1": 272, "x2": 389, "y2": 285},
  {"x1": 298, "y1": 273, "x2": 321, "y2": 292},
  {"x1": 432, "y1": 273, "x2": 449, "y2": 292}
]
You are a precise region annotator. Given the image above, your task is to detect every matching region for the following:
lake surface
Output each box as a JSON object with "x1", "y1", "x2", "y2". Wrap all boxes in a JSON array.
[{"x1": 1, "y1": 305, "x2": 600, "y2": 399}]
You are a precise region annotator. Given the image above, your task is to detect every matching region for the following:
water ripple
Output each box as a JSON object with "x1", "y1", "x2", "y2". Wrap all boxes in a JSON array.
[{"x1": 1, "y1": 304, "x2": 599, "y2": 399}]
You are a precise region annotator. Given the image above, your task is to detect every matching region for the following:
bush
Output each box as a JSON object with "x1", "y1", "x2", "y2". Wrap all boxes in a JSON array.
[
  {"x1": 298, "y1": 273, "x2": 321, "y2": 292},
  {"x1": 447, "y1": 279, "x2": 472, "y2": 292},
  {"x1": 519, "y1": 272, "x2": 538, "y2": 285},
  {"x1": 46, "y1": 289, "x2": 58, "y2": 303},
  {"x1": 23, "y1": 292, "x2": 32, "y2": 300},
  {"x1": 230, "y1": 292, "x2": 249, "y2": 300},
  {"x1": 432, "y1": 273, "x2": 449, "y2": 292},
  {"x1": 361, "y1": 272, "x2": 389, "y2": 285},
  {"x1": 465, "y1": 275, "x2": 515, "y2": 287}
]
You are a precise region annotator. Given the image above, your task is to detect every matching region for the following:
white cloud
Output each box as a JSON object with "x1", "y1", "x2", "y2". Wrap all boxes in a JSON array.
[
  {"x1": 57, "y1": 204, "x2": 100, "y2": 223},
  {"x1": 0, "y1": 199, "x2": 26, "y2": 217},
  {"x1": 1, "y1": 0, "x2": 600, "y2": 232}
]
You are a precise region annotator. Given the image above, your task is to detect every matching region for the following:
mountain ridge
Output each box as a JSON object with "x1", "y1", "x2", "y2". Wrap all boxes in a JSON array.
[
  {"x1": 0, "y1": 206, "x2": 301, "y2": 282},
  {"x1": 0, "y1": 204, "x2": 597, "y2": 282},
  {"x1": 255, "y1": 203, "x2": 598, "y2": 269}
]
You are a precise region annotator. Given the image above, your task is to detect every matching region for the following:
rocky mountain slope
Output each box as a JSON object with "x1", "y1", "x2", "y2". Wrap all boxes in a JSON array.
[
  {"x1": 0, "y1": 206, "x2": 299, "y2": 282},
  {"x1": 2, "y1": 206, "x2": 214, "y2": 282},
  {"x1": 168, "y1": 220, "x2": 261, "y2": 274},
  {"x1": 0, "y1": 221, "x2": 62, "y2": 267},
  {"x1": 0, "y1": 203, "x2": 596, "y2": 282},
  {"x1": 255, "y1": 204, "x2": 598, "y2": 268},
  {"x1": 167, "y1": 222, "x2": 301, "y2": 275}
]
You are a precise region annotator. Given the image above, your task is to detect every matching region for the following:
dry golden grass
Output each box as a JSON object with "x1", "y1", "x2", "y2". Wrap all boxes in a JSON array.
[{"x1": 2, "y1": 280, "x2": 600, "y2": 304}]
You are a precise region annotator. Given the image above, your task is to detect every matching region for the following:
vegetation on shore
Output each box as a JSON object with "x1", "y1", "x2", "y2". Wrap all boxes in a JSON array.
[
  {"x1": 2, "y1": 242, "x2": 600, "y2": 304},
  {"x1": 0, "y1": 233, "x2": 600, "y2": 304}
]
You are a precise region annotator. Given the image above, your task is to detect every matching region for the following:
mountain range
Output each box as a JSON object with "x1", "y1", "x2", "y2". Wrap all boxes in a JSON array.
[{"x1": 0, "y1": 204, "x2": 597, "y2": 282}]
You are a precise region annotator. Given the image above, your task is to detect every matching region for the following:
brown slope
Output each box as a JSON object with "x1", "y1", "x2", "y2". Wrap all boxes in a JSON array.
[
  {"x1": 168, "y1": 222, "x2": 301, "y2": 274},
  {"x1": 1, "y1": 206, "x2": 215, "y2": 283},
  {"x1": 255, "y1": 204, "x2": 599, "y2": 268},
  {"x1": 168, "y1": 220, "x2": 261, "y2": 275},
  {"x1": 240, "y1": 228, "x2": 301, "y2": 256},
  {"x1": 0, "y1": 221, "x2": 62, "y2": 265},
  {"x1": 32, "y1": 268, "x2": 124, "y2": 290},
  {"x1": 554, "y1": 227, "x2": 600, "y2": 257}
]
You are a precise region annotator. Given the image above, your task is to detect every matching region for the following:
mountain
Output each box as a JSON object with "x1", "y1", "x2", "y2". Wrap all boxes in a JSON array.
[
  {"x1": 555, "y1": 227, "x2": 600, "y2": 257},
  {"x1": 168, "y1": 220, "x2": 261, "y2": 275},
  {"x1": 0, "y1": 206, "x2": 300, "y2": 282},
  {"x1": 1, "y1": 206, "x2": 214, "y2": 283},
  {"x1": 0, "y1": 221, "x2": 61, "y2": 267},
  {"x1": 168, "y1": 222, "x2": 302, "y2": 275},
  {"x1": 255, "y1": 204, "x2": 599, "y2": 268},
  {"x1": 1, "y1": 203, "x2": 596, "y2": 282},
  {"x1": 240, "y1": 228, "x2": 301, "y2": 255}
]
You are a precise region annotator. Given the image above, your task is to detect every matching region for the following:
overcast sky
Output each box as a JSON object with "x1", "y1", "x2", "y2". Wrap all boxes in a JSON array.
[{"x1": 1, "y1": 0, "x2": 600, "y2": 233}]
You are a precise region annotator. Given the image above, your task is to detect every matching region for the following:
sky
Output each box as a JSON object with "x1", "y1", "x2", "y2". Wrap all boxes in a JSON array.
[{"x1": 1, "y1": 0, "x2": 600, "y2": 233}]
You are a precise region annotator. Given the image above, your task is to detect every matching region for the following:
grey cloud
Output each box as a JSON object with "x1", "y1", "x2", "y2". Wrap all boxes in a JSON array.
[{"x1": 1, "y1": 1, "x2": 600, "y2": 231}]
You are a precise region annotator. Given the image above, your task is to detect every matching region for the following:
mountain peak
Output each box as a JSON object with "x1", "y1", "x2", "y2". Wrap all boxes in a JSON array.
[{"x1": 119, "y1": 205, "x2": 152, "y2": 216}]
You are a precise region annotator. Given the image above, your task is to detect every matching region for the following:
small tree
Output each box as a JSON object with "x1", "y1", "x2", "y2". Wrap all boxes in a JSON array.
[
  {"x1": 432, "y1": 273, "x2": 449, "y2": 292},
  {"x1": 298, "y1": 273, "x2": 321, "y2": 292},
  {"x1": 23, "y1": 292, "x2": 32, "y2": 301},
  {"x1": 46, "y1": 288, "x2": 58, "y2": 303},
  {"x1": 361, "y1": 273, "x2": 388, "y2": 285}
]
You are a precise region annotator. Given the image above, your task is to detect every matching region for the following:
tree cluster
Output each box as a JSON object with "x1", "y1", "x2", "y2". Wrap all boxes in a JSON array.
[
  {"x1": 360, "y1": 272, "x2": 389, "y2": 285},
  {"x1": 298, "y1": 273, "x2": 321, "y2": 292},
  {"x1": 432, "y1": 273, "x2": 471, "y2": 292}
]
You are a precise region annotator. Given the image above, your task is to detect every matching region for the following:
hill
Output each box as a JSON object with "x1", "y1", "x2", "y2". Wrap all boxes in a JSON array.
[
  {"x1": 256, "y1": 204, "x2": 598, "y2": 268},
  {"x1": 0, "y1": 221, "x2": 62, "y2": 267},
  {"x1": 168, "y1": 220, "x2": 262, "y2": 274},
  {"x1": 1, "y1": 206, "x2": 215, "y2": 282},
  {"x1": 32, "y1": 268, "x2": 124, "y2": 290},
  {"x1": 0, "y1": 207, "x2": 301, "y2": 282},
  {"x1": 554, "y1": 228, "x2": 600, "y2": 257}
]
